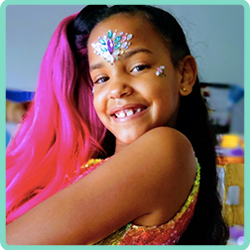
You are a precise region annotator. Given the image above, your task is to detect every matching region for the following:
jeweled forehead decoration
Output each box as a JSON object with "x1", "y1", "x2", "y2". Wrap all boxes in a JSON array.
[{"x1": 91, "y1": 29, "x2": 133, "y2": 65}]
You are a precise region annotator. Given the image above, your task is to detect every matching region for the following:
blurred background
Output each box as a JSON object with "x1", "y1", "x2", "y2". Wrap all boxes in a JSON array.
[{"x1": 5, "y1": 5, "x2": 244, "y2": 245}]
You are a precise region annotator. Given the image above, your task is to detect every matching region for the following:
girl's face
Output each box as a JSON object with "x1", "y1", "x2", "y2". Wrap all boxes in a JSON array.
[{"x1": 88, "y1": 14, "x2": 183, "y2": 152}]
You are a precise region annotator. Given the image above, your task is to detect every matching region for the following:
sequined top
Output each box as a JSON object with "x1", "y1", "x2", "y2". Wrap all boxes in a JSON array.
[{"x1": 69, "y1": 158, "x2": 200, "y2": 245}]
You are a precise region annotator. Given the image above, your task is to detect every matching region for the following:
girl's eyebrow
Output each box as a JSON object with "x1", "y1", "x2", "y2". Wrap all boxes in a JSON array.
[
  {"x1": 123, "y1": 48, "x2": 153, "y2": 59},
  {"x1": 90, "y1": 62, "x2": 105, "y2": 72},
  {"x1": 89, "y1": 48, "x2": 153, "y2": 72}
]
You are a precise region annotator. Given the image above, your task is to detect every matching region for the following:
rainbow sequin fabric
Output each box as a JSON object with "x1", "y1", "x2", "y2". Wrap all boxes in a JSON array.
[
  {"x1": 66, "y1": 158, "x2": 109, "y2": 185},
  {"x1": 71, "y1": 158, "x2": 200, "y2": 245}
]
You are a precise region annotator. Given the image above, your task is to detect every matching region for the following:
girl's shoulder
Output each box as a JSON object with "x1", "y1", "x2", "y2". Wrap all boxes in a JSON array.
[
  {"x1": 114, "y1": 126, "x2": 197, "y2": 186},
  {"x1": 109, "y1": 126, "x2": 198, "y2": 226},
  {"x1": 129, "y1": 126, "x2": 195, "y2": 168},
  {"x1": 140, "y1": 126, "x2": 192, "y2": 148}
]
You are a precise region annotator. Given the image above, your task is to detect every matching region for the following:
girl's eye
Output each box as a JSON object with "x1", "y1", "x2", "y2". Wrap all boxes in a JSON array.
[
  {"x1": 94, "y1": 76, "x2": 109, "y2": 84},
  {"x1": 131, "y1": 64, "x2": 150, "y2": 72}
]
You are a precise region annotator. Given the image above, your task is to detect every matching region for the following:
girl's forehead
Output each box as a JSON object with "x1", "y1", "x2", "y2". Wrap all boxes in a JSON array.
[
  {"x1": 87, "y1": 14, "x2": 170, "y2": 65},
  {"x1": 88, "y1": 14, "x2": 155, "y2": 45}
]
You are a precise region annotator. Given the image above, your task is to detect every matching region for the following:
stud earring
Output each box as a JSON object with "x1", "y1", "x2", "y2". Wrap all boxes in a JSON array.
[
  {"x1": 156, "y1": 66, "x2": 166, "y2": 77},
  {"x1": 182, "y1": 87, "x2": 187, "y2": 92}
]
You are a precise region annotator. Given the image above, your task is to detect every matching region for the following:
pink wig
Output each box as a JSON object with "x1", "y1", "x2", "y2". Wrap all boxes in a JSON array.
[{"x1": 6, "y1": 13, "x2": 106, "y2": 224}]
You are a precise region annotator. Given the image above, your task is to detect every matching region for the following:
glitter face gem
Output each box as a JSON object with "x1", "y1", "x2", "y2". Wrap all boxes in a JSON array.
[
  {"x1": 156, "y1": 66, "x2": 166, "y2": 76},
  {"x1": 91, "y1": 29, "x2": 133, "y2": 64}
]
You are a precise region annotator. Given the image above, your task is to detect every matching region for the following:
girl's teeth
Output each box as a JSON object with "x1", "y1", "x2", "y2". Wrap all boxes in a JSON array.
[
  {"x1": 116, "y1": 111, "x2": 126, "y2": 118},
  {"x1": 115, "y1": 108, "x2": 144, "y2": 118},
  {"x1": 126, "y1": 109, "x2": 134, "y2": 116}
]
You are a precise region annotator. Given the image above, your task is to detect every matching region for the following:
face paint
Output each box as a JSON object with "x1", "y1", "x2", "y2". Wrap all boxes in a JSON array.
[
  {"x1": 156, "y1": 66, "x2": 166, "y2": 77},
  {"x1": 91, "y1": 29, "x2": 133, "y2": 64}
]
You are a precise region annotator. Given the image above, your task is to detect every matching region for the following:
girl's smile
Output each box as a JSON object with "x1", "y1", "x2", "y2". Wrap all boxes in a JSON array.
[{"x1": 109, "y1": 103, "x2": 148, "y2": 121}]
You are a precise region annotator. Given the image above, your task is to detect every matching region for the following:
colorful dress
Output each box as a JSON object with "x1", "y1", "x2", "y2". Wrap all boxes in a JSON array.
[{"x1": 68, "y1": 158, "x2": 201, "y2": 245}]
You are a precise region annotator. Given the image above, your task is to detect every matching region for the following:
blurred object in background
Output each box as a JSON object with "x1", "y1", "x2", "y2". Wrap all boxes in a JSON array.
[
  {"x1": 217, "y1": 162, "x2": 244, "y2": 226},
  {"x1": 216, "y1": 134, "x2": 244, "y2": 165},
  {"x1": 217, "y1": 162, "x2": 244, "y2": 246},
  {"x1": 202, "y1": 82, "x2": 246, "y2": 246},
  {"x1": 200, "y1": 83, "x2": 244, "y2": 135},
  {"x1": 216, "y1": 133, "x2": 244, "y2": 246},
  {"x1": 6, "y1": 100, "x2": 30, "y2": 123},
  {"x1": 228, "y1": 225, "x2": 244, "y2": 245},
  {"x1": 6, "y1": 89, "x2": 35, "y2": 147},
  {"x1": 6, "y1": 89, "x2": 35, "y2": 103}
]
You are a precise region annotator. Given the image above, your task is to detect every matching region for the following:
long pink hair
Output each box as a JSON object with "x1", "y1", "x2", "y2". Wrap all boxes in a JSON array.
[{"x1": 6, "y1": 13, "x2": 106, "y2": 224}]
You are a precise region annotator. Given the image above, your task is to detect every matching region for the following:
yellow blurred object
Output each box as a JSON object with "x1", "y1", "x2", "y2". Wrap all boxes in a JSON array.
[
  {"x1": 220, "y1": 134, "x2": 242, "y2": 149},
  {"x1": 217, "y1": 163, "x2": 244, "y2": 226}
]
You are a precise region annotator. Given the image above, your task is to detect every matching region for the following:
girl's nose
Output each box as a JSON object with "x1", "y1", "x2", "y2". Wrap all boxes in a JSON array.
[{"x1": 108, "y1": 78, "x2": 133, "y2": 99}]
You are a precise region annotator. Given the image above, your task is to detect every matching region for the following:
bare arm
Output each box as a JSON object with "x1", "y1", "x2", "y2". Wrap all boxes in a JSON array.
[{"x1": 6, "y1": 127, "x2": 197, "y2": 245}]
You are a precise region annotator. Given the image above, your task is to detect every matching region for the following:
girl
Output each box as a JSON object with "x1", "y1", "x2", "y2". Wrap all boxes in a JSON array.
[{"x1": 6, "y1": 5, "x2": 229, "y2": 245}]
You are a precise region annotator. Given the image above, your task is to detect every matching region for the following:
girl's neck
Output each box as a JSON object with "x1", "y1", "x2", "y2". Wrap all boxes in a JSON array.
[{"x1": 114, "y1": 140, "x2": 129, "y2": 154}]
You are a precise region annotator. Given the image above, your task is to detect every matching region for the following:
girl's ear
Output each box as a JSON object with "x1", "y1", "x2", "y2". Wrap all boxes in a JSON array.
[{"x1": 178, "y1": 56, "x2": 198, "y2": 96}]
